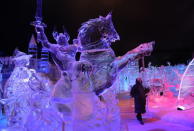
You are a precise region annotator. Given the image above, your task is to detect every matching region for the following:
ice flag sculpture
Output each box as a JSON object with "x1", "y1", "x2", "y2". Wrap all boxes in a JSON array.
[{"x1": 177, "y1": 58, "x2": 194, "y2": 110}]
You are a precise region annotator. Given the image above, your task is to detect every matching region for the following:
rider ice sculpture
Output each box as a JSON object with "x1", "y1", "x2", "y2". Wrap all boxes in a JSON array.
[
  {"x1": 35, "y1": 26, "x2": 79, "y2": 129},
  {"x1": 36, "y1": 27, "x2": 78, "y2": 71}
]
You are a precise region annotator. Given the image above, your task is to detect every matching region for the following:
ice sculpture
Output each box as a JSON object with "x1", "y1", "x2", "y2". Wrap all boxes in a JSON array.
[
  {"x1": 177, "y1": 58, "x2": 194, "y2": 110},
  {"x1": 35, "y1": 26, "x2": 78, "y2": 71},
  {"x1": 78, "y1": 13, "x2": 155, "y2": 96},
  {"x1": 31, "y1": 1, "x2": 154, "y2": 128},
  {"x1": 3, "y1": 51, "x2": 34, "y2": 128},
  {"x1": 78, "y1": 13, "x2": 155, "y2": 131},
  {"x1": 116, "y1": 60, "x2": 139, "y2": 93},
  {"x1": 139, "y1": 63, "x2": 186, "y2": 97},
  {"x1": 2, "y1": 50, "x2": 63, "y2": 130},
  {"x1": 35, "y1": 25, "x2": 80, "y2": 130}
]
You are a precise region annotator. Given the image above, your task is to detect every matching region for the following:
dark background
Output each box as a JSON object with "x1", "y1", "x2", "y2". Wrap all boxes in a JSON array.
[{"x1": 0, "y1": 0, "x2": 193, "y2": 66}]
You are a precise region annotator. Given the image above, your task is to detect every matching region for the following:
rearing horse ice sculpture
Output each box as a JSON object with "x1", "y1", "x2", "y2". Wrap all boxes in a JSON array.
[{"x1": 78, "y1": 13, "x2": 155, "y2": 95}]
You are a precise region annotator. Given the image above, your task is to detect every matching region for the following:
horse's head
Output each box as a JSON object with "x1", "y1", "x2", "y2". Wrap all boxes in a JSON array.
[{"x1": 78, "y1": 13, "x2": 120, "y2": 50}]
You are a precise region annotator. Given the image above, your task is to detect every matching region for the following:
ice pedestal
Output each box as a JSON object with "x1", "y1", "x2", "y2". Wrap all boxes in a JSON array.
[
  {"x1": 68, "y1": 60, "x2": 121, "y2": 131},
  {"x1": 72, "y1": 90, "x2": 107, "y2": 131},
  {"x1": 102, "y1": 85, "x2": 121, "y2": 131},
  {"x1": 25, "y1": 107, "x2": 63, "y2": 131},
  {"x1": 71, "y1": 87, "x2": 120, "y2": 131},
  {"x1": 51, "y1": 73, "x2": 73, "y2": 131},
  {"x1": 51, "y1": 97, "x2": 73, "y2": 131}
]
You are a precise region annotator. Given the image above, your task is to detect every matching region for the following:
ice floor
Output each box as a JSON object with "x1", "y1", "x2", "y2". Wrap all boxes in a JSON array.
[{"x1": 118, "y1": 92, "x2": 194, "y2": 131}]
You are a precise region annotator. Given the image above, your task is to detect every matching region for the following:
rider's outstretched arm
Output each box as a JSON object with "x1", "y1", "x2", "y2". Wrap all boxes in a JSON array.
[{"x1": 35, "y1": 26, "x2": 51, "y2": 49}]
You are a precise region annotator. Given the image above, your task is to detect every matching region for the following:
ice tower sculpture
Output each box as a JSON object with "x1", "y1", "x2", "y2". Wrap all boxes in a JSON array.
[
  {"x1": 177, "y1": 58, "x2": 194, "y2": 110},
  {"x1": 38, "y1": 47, "x2": 50, "y2": 73},
  {"x1": 28, "y1": 35, "x2": 38, "y2": 69}
]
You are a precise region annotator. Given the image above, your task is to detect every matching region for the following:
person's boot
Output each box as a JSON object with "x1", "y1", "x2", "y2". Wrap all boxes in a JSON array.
[
  {"x1": 139, "y1": 120, "x2": 144, "y2": 125},
  {"x1": 136, "y1": 113, "x2": 144, "y2": 125}
]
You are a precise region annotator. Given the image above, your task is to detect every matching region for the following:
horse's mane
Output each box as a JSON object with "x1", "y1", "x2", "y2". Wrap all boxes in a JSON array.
[{"x1": 78, "y1": 17, "x2": 104, "y2": 38}]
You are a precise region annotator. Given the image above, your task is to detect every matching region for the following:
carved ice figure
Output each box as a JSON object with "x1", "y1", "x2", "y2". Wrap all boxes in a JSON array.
[
  {"x1": 78, "y1": 13, "x2": 155, "y2": 131},
  {"x1": 1, "y1": 50, "x2": 62, "y2": 130},
  {"x1": 142, "y1": 64, "x2": 186, "y2": 96},
  {"x1": 3, "y1": 51, "x2": 34, "y2": 129},
  {"x1": 35, "y1": 26, "x2": 78, "y2": 71},
  {"x1": 35, "y1": 26, "x2": 78, "y2": 128}
]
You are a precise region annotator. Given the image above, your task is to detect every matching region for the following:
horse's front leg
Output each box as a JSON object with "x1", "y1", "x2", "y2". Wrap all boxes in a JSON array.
[
  {"x1": 111, "y1": 52, "x2": 139, "y2": 72},
  {"x1": 111, "y1": 41, "x2": 155, "y2": 71}
]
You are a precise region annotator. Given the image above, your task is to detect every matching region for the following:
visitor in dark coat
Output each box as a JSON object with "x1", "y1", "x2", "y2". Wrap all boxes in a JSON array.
[{"x1": 130, "y1": 78, "x2": 150, "y2": 125}]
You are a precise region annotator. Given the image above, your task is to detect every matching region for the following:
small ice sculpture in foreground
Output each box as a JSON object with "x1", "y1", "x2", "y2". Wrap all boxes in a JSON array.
[
  {"x1": 2, "y1": 50, "x2": 63, "y2": 130},
  {"x1": 3, "y1": 51, "x2": 34, "y2": 128}
]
